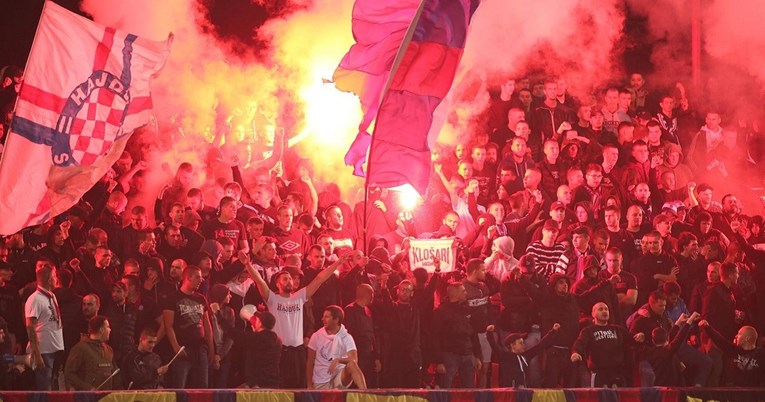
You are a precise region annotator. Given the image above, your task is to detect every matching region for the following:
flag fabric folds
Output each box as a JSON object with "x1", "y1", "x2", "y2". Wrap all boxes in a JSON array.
[
  {"x1": 368, "y1": 0, "x2": 478, "y2": 195},
  {"x1": 333, "y1": 0, "x2": 420, "y2": 176},
  {"x1": 335, "y1": 0, "x2": 478, "y2": 195},
  {"x1": 0, "y1": 1, "x2": 170, "y2": 235}
]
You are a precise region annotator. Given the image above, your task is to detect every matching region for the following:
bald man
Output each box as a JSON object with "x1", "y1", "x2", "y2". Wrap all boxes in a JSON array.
[
  {"x1": 571, "y1": 302, "x2": 637, "y2": 387},
  {"x1": 344, "y1": 284, "x2": 378, "y2": 387},
  {"x1": 699, "y1": 321, "x2": 765, "y2": 386}
]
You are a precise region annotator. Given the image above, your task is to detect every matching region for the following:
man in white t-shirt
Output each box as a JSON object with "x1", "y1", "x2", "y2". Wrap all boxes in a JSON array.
[
  {"x1": 25, "y1": 264, "x2": 64, "y2": 390},
  {"x1": 307, "y1": 305, "x2": 367, "y2": 389},
  {"x1": 243, "y1": 251, "x2": 347, "y2": 388}
]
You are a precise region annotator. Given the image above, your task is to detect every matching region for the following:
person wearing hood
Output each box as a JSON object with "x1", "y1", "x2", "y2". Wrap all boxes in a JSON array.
[
  {"x1": 687, "y1": 111, "x2": 724, "y2": 173},
  {"x1": 485, "y1": 236, "x2": 519, "y2": 281},
  {"x1": 571, "y1": 255, "x2": 621, "y2": 322},
  {"x1": 307, "y1": 305, "x2": 366, "y2": 389},
  {"x1": 487, "y1": 323, "x2": 561, "y2": 388},
  {"x1": 622, "y1": 140, "x2": 660, "y2": 194},
  {"x1": 519, "y1": 265, "x2": 611, "y2": 387},
  {"x1": 658, "y1": 143, "x2": 694, "y2": 191},
  {"x1": 208, "y1": 284, "x2": 235, "y2": 388}
]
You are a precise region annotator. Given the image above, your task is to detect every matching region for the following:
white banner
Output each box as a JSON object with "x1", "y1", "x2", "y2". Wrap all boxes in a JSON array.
[{"x1": 408, "y1": 238, "x2": 456, "y2": 272}]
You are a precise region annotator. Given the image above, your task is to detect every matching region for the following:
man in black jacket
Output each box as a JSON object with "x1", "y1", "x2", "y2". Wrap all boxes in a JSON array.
[
  {"x1": 433, "y1": 281, "x2": 482, "y2": 389},
  {"x1": 701, "y1": 261, "x2": 741, "y2": 386},
  {"x1": 571, "y1": 302, "x2": 636, "y2": 387},
  {"x1": 242, "y1": 310, "x2": 281, "y2": 388},
  {"x1": 699, "y1": 319, "x2": 765, "y2": 386},
  {"x1": 344, "y1": 284, "x2": 378, "y2": 388},
  {"x1": 376, "y1": 271, "x2": 437, "y2": 388},
  {"x1": 122, "y1": 328, "x2": 167, "y2": 389},
  {"x1": 630, "y1": 290, "x2": 712, "y2": 386},
  {"x1": 520, "y1": 271, "x2": 601, "y2": 387}
]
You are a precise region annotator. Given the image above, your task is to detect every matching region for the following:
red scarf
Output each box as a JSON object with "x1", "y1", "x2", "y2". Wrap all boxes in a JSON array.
[{"x1": 37, "y1": 287, "x2": 62, "y2": 329}]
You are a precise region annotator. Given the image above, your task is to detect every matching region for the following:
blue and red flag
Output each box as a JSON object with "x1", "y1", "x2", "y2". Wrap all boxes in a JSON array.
[
  {"x1": 333, "y1": 0, "x2": 420, "y2": 176},
  {"x1": 335, "y1": 0, "x2": 479, "y2": 195},
  {"x1": 0, "y1": 1, "x2": 170, "y2": 234}
]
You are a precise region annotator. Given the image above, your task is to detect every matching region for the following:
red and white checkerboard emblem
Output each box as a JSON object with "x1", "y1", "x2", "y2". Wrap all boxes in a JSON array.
[{"x1": 53, "y1": 70, "x2": 131, "y2": 167}]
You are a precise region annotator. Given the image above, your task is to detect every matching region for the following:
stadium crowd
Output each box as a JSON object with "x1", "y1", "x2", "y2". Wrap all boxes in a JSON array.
[{"x1": 0, "y1": 64, "x2": 764, "y2": 390}]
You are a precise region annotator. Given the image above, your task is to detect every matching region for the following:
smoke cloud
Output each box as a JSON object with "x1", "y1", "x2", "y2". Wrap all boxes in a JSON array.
[
  {"x1": 79, "y1": 0, "x2": 366, "y2": 214},
  {"x1": 77, "y1": 0, "x2": 763, "y2": 214},
  {"x1": 437, "y1": 0, "x2": 626, "y2": 145}
]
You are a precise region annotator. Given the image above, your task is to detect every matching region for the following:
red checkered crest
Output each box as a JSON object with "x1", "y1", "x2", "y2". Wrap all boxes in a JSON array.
[{"x1": 67, "y1": 86, "x2": 128, "y2": 166}]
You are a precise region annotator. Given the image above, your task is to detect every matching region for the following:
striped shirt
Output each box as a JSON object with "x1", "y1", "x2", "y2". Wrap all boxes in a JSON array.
[{"x1": 525, "y1": 241, "x2": 567, "y2": 279}]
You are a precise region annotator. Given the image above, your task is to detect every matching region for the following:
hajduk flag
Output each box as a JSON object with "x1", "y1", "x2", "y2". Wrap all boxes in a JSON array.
[
  {"x1": 335, "y1": 0, "x2": 479, "y2": 195},
  {"x1": 0, "y1": 1, "x2": 171, "y2": 235}
]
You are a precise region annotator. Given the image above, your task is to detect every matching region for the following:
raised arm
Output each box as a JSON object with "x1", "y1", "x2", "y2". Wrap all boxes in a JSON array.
[
  {"x1": 305, "y1": 255, "x2": 349, "y2": 299},
  {"x1": 117, "y1": 161, "x2": 148, "y2": 194},
  {"x1": 241, "y1": 251, "x2": 271, "y2": 302},
  {"x1": 434, "y1": 164, "x2": 459, "y2": 209},
  {"x1": 698, "y1": 319, "x2": 737, "y2": 355},
  {"x1": 252, "y1": 130, "x2": 285, "y2": 172}
]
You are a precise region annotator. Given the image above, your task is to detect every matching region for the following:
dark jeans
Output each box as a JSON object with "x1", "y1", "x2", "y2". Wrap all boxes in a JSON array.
[
  {"x1": 677, "y1": 343, "x2": 713, "y2": 386},
  {"x1": 34, "y1": 352, "x2": 59, "y2": 390},
  {"x1": 210, "y1": 354, "x2": 232, "y2": 388},
  {"x1": 358, "y1": 352, "x2": 378, "y2": 388},
  {"x1": 639, "y1": 344, "x2": 713, "y2": 387},
  {"x1": 384, "y1": 356, "x2": 421, "y2": 388},
  {"x1": 166, "y1": 346, "x2": 209, "y2": 389},
  {"x1": 280, "y1": 345, "x2": 306, "y2": 389},
  {"x1": 440, "y1": 352, "x2": 475, "y2": 389},
  {"x1": 542, "y1": 347, "x2": 576, "y2": 387}
]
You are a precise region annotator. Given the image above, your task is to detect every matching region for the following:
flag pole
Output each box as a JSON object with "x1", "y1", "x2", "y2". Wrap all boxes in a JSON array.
[
  {"x1": 362, "y1": 0, "x2": 428, "y2": 255},
  {"x1": 0, "y1": 0, "x2": 51, "y2": 167}
]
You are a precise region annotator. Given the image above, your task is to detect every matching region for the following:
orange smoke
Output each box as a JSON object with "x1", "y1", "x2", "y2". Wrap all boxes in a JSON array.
[{"x1": 79, "y1": 0, "x2": 365, "y2": 208}]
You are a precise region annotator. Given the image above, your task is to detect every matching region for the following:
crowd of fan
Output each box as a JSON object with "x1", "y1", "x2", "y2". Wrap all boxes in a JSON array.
[{"x1": 0, "y1": 65, "x2": 765, "y2": 391}]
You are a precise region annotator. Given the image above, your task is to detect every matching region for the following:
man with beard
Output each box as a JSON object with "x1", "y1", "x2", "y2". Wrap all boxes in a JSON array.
[
  {"x1": 243, "y1": 250, "x2": 347, "y2": 388},
  {"x1": 376, "y1": 258, "x2": 440, "y2": 388},
  {"x1": 603, "y1": 206, "x2": 636, "y2": 265},
  {"x1": 717, "y1": 194, "x2": 742, "y2": 238},
  {"x1": 162, "y1": 266, "x2": 214, "y2": 388}
]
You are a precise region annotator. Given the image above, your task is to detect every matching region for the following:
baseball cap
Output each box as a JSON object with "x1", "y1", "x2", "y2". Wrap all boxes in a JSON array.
[
  {"x1": 550, "y1": 201, "x2": 566, "y2": 211},
  {"x1": 504, "y1": 332, "x2": 528, "y2": 347}
]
